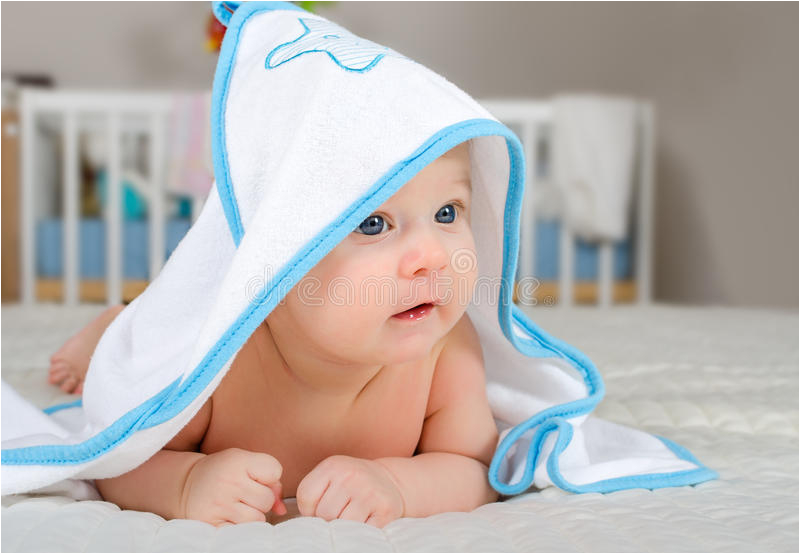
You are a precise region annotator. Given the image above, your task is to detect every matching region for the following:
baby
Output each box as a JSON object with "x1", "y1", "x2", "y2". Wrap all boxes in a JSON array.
[{"x1": 48, "y1": 142, "x2": 499, "y2": 528}]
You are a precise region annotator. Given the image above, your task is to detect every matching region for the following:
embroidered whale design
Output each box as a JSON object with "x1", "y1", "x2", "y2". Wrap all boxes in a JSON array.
[{"x1": 266, "y1": 17, "x2": 405, "y2": 72}]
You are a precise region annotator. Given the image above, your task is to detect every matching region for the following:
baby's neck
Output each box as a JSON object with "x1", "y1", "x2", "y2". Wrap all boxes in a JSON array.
[{"x1": 253, "y1": 321, "x2": 385, "y2": 407}]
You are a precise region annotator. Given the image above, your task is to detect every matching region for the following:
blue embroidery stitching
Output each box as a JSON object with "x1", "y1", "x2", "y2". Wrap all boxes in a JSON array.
[{"x1": 266, "y1": 17, "x2": 405, "y2": 72}]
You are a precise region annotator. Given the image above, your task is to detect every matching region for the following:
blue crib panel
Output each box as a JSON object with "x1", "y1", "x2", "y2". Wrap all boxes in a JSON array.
[
  {"x1": 525, "y1": 220, "x2": 632, "y2": 281},
  {"x1": 36, "y1": 218, "x2": 191, "y2": 280},
  {"x1": 36, "y1": 219, "x2": 632, "y2": 282}
]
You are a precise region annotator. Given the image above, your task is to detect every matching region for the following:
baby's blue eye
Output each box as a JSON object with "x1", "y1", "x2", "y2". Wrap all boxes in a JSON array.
[
  {"x1": 355, "y1": 215, "x2": 385, "y2": 235},
  {"x1": 435, "y1": 204, "x2": 457, "y2": 224}
]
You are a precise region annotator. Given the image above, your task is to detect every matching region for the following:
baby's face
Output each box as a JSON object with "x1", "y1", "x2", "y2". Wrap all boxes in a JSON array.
[{"x1": 269, "y1": 142, "x2": 477, "y2": 366}]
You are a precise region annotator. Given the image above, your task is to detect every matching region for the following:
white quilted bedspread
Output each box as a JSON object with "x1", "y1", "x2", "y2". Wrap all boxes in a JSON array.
[{"x1": 2, "y1": 302, "x2": 797, "y2": 552}]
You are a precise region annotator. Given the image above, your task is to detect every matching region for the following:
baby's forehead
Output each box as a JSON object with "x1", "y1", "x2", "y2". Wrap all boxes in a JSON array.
[
  {"x1": 442, "y1": 140, "x2": 471, "y2": 158},
  {"x1": 413, "y1": 158, "x2": 471, "y2": 195},
  {"x1": 378, "y1": 142, "x2": 472, "y2": 207},
  {"x1": 435, "y1": 155, "x2": 472, "y2": 191},
  {"x1": 435, "y1": 143, "x2": 472, "y2": 178}
]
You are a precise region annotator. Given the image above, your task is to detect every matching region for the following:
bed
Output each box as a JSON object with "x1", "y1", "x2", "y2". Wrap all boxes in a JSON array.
[{"x1": 2, "y1": 302, "x2": 797, "y2": 552}]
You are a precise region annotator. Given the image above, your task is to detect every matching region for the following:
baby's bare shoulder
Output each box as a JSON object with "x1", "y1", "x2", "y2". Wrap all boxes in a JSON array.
[
  {"x1": 163, "y1": 397, "x2": 213, "y2": 452},
  {"x1": 418, "y1": 313, "x2": 497, "y2": 464},
  {"x1": 445, "y1": 311, "x2": 480, "y2": 348},
  {"x1": 424, "y1": 313, "x2": 484, "y2": 418}
]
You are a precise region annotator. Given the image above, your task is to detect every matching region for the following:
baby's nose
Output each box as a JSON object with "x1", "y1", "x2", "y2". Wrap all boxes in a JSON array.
[{"x1": 399, "y1": 230, "x2": 449, "y2": 278}]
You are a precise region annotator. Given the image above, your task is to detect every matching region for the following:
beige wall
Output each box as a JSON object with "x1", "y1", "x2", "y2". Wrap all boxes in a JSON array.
[{"x1": 2, "y1": 2, "x2": 797, "y2": 308}]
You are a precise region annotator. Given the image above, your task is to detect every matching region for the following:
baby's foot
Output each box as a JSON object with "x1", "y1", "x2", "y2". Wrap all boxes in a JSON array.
[
  {"x1": 47, "y1": 304, "x2": 125, "y2": 394},
  {"x1": 48, "y1": 357, "x2": 85, "y2": 395}
]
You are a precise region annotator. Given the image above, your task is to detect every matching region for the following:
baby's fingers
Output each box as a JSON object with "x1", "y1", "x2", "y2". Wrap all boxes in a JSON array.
[
  {"x1": 296, "y1": 466, "x2": 331, "y2": 517},
  {"x1": 338, "y1": 498, "x2": 371, "y2": 524},
  {"x1": 245, "y1": 452, "x2": 283, "y2": 485},
  {"x1": 239, "y1": 478, "x2": 278, "y2": 513},
  {"x1": 222, "y1": 501, "x2": 267, "y2": 525},
  {"x1": 270, "y1": 481, "x2": 287, "y2": 515},
  {"x1": 245, "y1": 452, "x2": 285, "y2": 509},
  {"x1": 240, "y1": 477, "x2": 286, "y2": 516}
]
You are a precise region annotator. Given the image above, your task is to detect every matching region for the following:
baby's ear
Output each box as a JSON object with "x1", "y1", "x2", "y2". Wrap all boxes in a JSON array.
[{"x1": 211, "y1": 1, "x2": 241, "y2": 27}]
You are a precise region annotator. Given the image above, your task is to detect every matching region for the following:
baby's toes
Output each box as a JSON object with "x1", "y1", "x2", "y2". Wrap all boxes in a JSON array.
[
  {"x1": 59, "y1": 375, "x2": 79, "y2": 393},
  {"x1": 48, "y1": 361, "x2": 69, "y2": 384},
  {"x1": 74, "y1": 381, "x2": 84, "y2": 395}
]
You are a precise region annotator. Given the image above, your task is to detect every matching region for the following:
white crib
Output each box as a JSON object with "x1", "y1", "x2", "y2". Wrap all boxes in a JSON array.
[
  {"x1": 19, "y1": 90, "x2": 172, "y2": 306},
  {"x1": 17, "y1": 89, "x2": 654, "y2": 308},
  {"x1": 480, "y1": 99, "x2": 655, "y2": 307}
]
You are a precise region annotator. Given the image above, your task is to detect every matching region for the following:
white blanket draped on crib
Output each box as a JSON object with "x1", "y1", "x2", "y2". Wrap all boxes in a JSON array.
[{"x1": 553, "y1": 93, "x2": 639, "y2": 241}]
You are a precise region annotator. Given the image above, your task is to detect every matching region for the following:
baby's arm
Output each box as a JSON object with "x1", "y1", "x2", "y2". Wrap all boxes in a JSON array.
[
  {"x1": 96, "y1": 399, "x2": 287, "y2": 525},
  {"x1": 95, "y1": 448, "x2": 206, "y2": 520},
  {"x1": 95, "y1": 397, "x2": 213, "y2": 518},
  {"x1": 95, "y1": 399, "x2": 211, "y2": 519},
  {"x1": 373, "y1": 314, "x2": 499, "y2": 518}
]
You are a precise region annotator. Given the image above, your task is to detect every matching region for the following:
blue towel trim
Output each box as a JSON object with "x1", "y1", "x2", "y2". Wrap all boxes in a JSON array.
[
  {"x1": 211, "y1": 1, "x2": 239, "y2": 26},
  {"x1": 1, "y1": 119, "x2": 510, "y2": 465},
  {"x1": 1, "y1": 113, "x2": 715, "y2": 493},
  {"x1": 487, "y1": 309, "x2": 716, "y2": 494},
  {"x1": 3, "y1": 1, "x2": 715, "y2": 494},
  {"x1": 545, "y1": 421, "x2": 718, "y2": 493},
  {"x1": 2, "y1": 377, "x2": 181, "y2": 465},
  {"x1": 42, "y1": 398, "x2": 83, "y2": 415},
  {"x1": 211, "y1": 1, "x2": 301, "y2": 27},
  {"x1": 211, "y1": 1, "x2": 306, "y2": 247},
  {"x1": 487, "y1": 306, "x2": 718, "y2": 494}
]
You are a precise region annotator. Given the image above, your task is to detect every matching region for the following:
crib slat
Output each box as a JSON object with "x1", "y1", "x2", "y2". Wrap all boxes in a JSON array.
[
  {"x1": 636, "y1": 103, "x2": 655, "y2": 305},
  {"x1": 148, "y1": 113, "x2": 166, "y2": 281},
  {"x1": 106, "y1": 114, "x2": 122, "y2": 306},
  {"x1": 62, "y1": 111, "x2": 79, "y2": 306},
  {"x1": 20, "y1": 91, "x2": 35, "y2": 305},
  {"x1": 598, "y1": 241, "x2": 613, "y2": 307}
]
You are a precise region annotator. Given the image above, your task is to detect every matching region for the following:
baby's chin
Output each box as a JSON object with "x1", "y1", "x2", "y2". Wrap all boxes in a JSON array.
[
  {"x1": 372, "y1": 341, "x2": 440, "y2": 366},
  {"x1": 317, "y1": 303, "x2": 465, "y2": 365},
  {"x1": 376, "y1": 306, "x2": 462, "y2": 364}
]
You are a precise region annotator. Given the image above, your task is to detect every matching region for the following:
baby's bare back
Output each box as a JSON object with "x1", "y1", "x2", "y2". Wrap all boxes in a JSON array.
[{"x1": 197, "y1": 323, "x2": 443, "y2": 498}]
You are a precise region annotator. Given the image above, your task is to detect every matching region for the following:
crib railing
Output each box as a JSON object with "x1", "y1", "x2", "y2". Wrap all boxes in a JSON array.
[
  {"x1": 18, "y1": 90, "x2": 653, "y2": 307},
  {"x1": 480, "y1": 99, "x2": 654, "y2": 307},
  {"x1": 19, "y1": 89, "x2": 175, "y2": 306}
]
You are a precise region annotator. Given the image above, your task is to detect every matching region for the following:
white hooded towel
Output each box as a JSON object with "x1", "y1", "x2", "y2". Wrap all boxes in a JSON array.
[{"x1": 2, "y1": 1, "x2": 715, "y2": 500}]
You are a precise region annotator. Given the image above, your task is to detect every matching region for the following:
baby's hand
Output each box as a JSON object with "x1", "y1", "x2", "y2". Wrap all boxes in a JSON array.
[
  {"x1": 181, "y1": 447, "x2": 287, "y2": 526},
  {"x1": 296, "y1": 455, "x2": 405, "y2": 528}
]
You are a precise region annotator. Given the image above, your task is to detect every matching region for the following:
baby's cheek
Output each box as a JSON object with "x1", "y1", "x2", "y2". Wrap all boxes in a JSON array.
[
  {"x1": 446, "y1": 235, "x2": 478, "y2": 301},
  {"x1": 317, "y1": 303, "x2": 375, "y2": 347},
  {"x1": 451, "y1": 267, "x2": 478, "y2": 308}
]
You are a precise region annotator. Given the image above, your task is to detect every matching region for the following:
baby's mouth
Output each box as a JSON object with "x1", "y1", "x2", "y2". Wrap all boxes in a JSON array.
[{"x1": 392, "y1": 302, "x2": 436, "y2": 321}]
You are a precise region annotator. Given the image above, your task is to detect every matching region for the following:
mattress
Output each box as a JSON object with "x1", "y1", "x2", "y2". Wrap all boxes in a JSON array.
[{"x1": 2, "y1": 302, "x2": 797, "y2": 552}]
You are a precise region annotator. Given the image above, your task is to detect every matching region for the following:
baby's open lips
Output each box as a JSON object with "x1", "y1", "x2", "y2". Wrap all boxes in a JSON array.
[{"x1": 391, "y1": 299, "x2": 440, "y2": 317}]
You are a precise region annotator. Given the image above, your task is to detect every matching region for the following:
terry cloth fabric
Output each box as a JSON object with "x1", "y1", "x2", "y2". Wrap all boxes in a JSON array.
[
  {"x1": 552, "y1": 93, "x2": 639, "y2": 241},
  {"x1": 1, "y1": 1, "x2": 715, "y2": 499}
]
